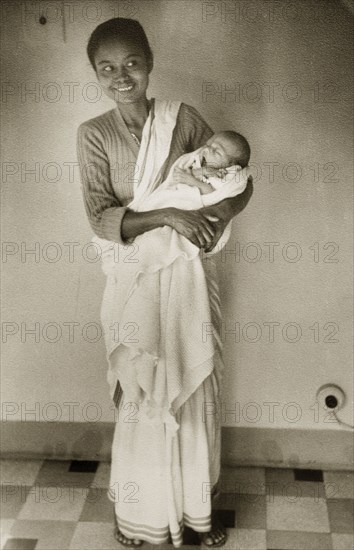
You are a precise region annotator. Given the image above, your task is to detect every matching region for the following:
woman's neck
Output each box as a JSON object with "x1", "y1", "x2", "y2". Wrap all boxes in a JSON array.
[{"x1": 117, "y1": 97, "x2": 151, "y2": 129}]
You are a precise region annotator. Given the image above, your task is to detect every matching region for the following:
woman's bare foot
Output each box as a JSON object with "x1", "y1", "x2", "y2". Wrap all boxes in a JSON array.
[
  {"x1": 200, "y1": 514, "x2": 227, "y2": 547},
  {"x1": 114, "y1": 527, "x2": 143, "y2": 547}
]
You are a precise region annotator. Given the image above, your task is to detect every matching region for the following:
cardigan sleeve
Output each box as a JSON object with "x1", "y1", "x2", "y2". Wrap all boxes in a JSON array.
[
  {"x1": 160, "y1": 103, "x2": 215, "y2": 181},
  {"x1": 76, "y1": 122, "x2": 128, "y2": 244},
  {"x1": 181, "y1": 104, "x2": 214, "y2": 152}
]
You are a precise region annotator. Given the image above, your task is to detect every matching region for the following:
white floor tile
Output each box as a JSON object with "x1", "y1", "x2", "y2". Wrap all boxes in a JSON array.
[
  {"x1": 331, "y1": 533, "x2": 354, "y2": 550},
  {"x1": 267, "y1": 495, "x2": 330, "y2": 532},
  {"x1": 69, "y1": 521, "x2": 119, "y2": 549},
  {"x1": 222, "y1": 528, "x2": 266, "y2": 550},
  {"x1": 0, "y1": 460, "x2": 43, "y2": 486},
  {"x1": 0, "y1": 519, "x2": 15, "y2": 549},
  {"x1": 18, "y1": 487, "x2": 87, "y2": 522},
  {"x1": 324, "y1": 470, "x2": 354, "y2": 499}
]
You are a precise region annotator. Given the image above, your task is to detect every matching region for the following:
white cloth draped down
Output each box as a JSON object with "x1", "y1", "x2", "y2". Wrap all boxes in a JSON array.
[{"x1": 94, "y1": 99, "x2": 236, "y2": 546}]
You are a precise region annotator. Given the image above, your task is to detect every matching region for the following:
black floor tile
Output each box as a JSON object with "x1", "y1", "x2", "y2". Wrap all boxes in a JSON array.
[
  {"x1": 69, "y1": 460, "x2": 99, "y2": 473},
  {"x1": 212, "y1": 509, "x2": 236, "y2": 528},
  {"x1": 293, "y1": 469, "x2": 323, "y2": 482},
  {"x1": 183, "y1": 526, "x2": 201, "y2": 545}
]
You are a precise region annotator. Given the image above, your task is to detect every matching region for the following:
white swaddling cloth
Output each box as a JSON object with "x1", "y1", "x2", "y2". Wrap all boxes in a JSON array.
[
  {"x1": 94, "y1": 99, "x2": 249, "y2": 432},
  {"x1": 98, "y1": 148, "x2": 250, "y2": 277}
]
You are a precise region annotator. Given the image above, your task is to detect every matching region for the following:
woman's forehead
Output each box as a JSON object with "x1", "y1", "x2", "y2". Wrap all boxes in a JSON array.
[{"x1": 95, "y1": 38, "x2": 144, "y2": 61}]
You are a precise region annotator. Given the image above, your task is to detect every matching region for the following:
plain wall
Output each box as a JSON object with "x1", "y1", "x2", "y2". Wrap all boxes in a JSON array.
[{"x1": 1, "y1": 1, "x2": 353, "y2": 433}]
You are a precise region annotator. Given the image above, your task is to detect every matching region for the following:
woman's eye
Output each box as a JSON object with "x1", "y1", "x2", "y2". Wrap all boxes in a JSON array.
[
  {"x1": 126, "y1": 61, "x2": 137, "y2": 68},
  {"x1": 103, "y1": 66, "x2": 113, "y2": 72}
]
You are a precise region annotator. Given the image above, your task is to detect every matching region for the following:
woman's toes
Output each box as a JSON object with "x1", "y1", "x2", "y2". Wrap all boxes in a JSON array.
[
  {"x1": 116, "y1": 531, "x2": 133, "y2": 545},
  {"x1": 203, "y1": 528, "x2": 227, "y2": 546},
  {"x1": 204, "y1": 534, "x2": 214, "y2": 545},
  {"x1": 214, "y1": 530, "x2": 224, "y2": 543}
]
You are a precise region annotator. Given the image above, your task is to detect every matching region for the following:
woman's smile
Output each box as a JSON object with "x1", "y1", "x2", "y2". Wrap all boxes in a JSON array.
[
  {"x1": 114, "y1": 84, "x2": 133, "y2": 92},
  {"x1": 111, "y1": 82, "x2": 135, "y2": 97}
]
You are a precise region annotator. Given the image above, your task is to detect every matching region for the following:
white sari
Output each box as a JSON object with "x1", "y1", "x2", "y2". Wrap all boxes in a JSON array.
[{"x1": 96, "y1": 99, "x2": 225, "y2": 546}]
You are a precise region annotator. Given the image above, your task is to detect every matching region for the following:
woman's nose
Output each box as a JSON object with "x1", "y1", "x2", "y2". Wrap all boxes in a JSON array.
[{"x1": 113, "y1": 66, "x2": 128, "y2": 81}]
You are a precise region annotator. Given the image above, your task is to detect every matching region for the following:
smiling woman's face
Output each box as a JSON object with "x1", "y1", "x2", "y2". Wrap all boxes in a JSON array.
[{"x1": 94, "y1": 38, "x2": 152, "y2": 105}]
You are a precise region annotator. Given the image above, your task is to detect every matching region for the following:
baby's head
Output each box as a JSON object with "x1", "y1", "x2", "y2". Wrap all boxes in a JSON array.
[{"x1": 201, "y1": 131, "x2": 250, "y2": 169}]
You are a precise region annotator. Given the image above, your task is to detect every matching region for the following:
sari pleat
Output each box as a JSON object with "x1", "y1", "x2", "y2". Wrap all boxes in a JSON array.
[{"x1": 108, "y1": 257, "x2": 223, "y2": 547}]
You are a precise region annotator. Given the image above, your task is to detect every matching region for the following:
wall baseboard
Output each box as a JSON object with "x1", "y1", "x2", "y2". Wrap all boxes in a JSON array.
[
  {"x1": 221, "y1": 427, "x2": 353, "y2": 471},
  {"x1": 1, "y1": 421, "x2": 353, "y2": 470}
]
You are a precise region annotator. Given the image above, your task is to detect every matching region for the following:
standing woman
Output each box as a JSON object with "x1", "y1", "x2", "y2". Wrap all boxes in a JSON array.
[{"x1": 77, "y1": 18, "x2": 252, "y2": 548}]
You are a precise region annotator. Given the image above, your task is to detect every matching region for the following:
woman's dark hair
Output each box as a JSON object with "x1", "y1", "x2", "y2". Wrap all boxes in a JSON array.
[{"x1": 87, "y1": 18, "x2": 153, "y2": 70}]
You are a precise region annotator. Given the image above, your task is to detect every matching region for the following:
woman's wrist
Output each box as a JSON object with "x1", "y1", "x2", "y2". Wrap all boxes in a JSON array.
[
  {"x1": 202, "y1": 200, "x2": 231, "y2": 223},
  {"x1": 161, "y1": 207, "x2": 178, "y2": 229},
  {"x1": 121, "y1": 208, "x2": 177, "y2": 241}
]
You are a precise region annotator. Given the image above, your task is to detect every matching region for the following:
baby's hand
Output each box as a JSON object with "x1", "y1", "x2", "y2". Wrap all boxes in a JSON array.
[
  {"x1": 190, "y1": 167, "x2": 204, "y2": 180},
  {"x1": 173, "y1": 166, "x2": 200, "y2": 187},
  {"x1": 204, "y1": 166, "x2": 226, "y2": 179},
  {"x1": 174, "y1": 167, "x2": 213, "y2": 194}
]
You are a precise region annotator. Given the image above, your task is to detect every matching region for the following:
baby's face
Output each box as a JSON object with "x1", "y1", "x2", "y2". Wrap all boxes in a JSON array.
[{"x1": 200, "y1": 134, "x2": 236, "y2": 169}]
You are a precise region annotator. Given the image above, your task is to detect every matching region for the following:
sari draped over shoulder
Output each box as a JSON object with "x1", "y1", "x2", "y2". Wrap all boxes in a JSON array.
[
  {"x1": 94, "y1": 99, "x2": 224, "y2": 547},
  {"x1": 94, "y1": 99, "x2": 224, "y2": 432}
]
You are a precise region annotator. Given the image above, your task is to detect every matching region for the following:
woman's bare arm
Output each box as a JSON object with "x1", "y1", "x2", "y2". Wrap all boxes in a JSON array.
[
  {"x1": 121, "y1": 178, "x2": 253, "y2": 249},
  {"x1": 201, "y1": 177, "x2": 254, "y2": 252},
  {"x1": 78, "y1": 123, "x2": 217, "y2": 249},
  {"x1": 121, "y1": 207, "x2": 219, "y2": 249}
]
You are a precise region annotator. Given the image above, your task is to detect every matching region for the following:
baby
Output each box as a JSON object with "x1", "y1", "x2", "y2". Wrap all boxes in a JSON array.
[
  {"x1": 171, "y1": 130, "x2": 251, "y2": 204},
  {"x1": 122, "y1": 129, "x2": 251, "y2": 246},
  {"x1": 96, "y1": 130, "x2": 251, "y2": 274}
]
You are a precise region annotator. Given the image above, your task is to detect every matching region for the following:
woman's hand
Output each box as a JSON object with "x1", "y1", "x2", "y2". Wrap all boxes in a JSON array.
[
  {"x1": 166, "y1": 208, "x2": 219, "y2": 249},
  {"x1": 201, "y1": 212, "x2": 229, "y2": 253}
]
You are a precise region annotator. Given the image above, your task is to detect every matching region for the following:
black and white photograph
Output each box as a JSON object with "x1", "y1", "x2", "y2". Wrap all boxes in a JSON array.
[{"x1": 1, "y1": 1, "x2": 353, "y2": 549}]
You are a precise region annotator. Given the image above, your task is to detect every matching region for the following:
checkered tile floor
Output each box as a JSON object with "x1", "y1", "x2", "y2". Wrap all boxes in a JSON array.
[{"x1": 0, "y1": 460, "x2": 353, "y2": 549}]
